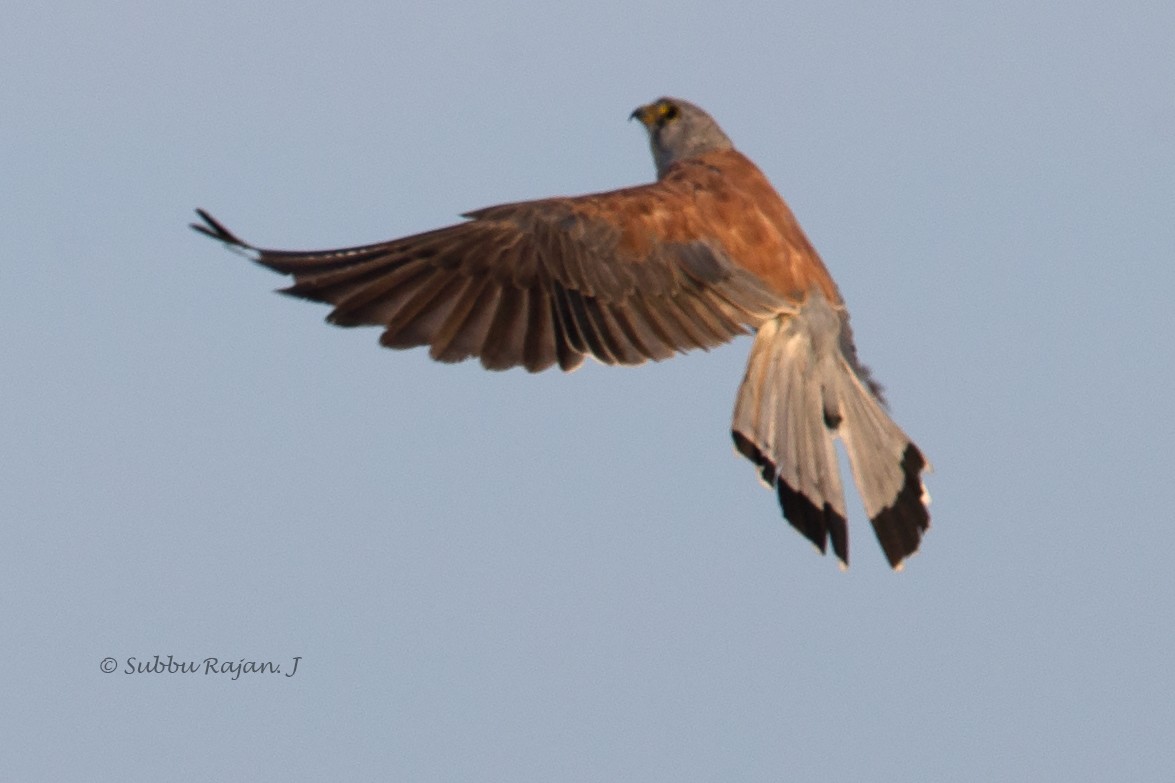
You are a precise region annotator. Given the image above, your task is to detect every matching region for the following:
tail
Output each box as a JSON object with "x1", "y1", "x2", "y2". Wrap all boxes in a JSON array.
[{"x1": 732, "y1": 301, "x2": 930, "y2": 569}]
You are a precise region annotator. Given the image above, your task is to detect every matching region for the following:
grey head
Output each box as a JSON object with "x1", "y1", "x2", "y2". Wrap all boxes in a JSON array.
[{"x1": 631, "y1": 97, "x2": 735, "y2": 178}]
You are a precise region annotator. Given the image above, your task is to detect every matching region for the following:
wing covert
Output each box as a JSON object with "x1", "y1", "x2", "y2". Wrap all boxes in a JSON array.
[{"x1": 192, "y1": 172, "x2": 785, "y2": 373}]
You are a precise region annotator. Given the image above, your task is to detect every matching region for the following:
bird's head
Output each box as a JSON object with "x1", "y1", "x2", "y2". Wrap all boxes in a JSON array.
[{"x1": 631, "y1": 97, "x2": 734, "y2": 178}]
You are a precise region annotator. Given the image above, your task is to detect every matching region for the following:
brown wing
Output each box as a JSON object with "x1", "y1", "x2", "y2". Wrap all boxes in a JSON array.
[{"x1": 192, "y1": 150, "x2": 808, "y2": 373}]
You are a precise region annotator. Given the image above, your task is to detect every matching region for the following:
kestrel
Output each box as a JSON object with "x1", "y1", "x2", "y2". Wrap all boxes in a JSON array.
[{"x1": 193, "y1": 97, "x2": 931, "y2": 568}]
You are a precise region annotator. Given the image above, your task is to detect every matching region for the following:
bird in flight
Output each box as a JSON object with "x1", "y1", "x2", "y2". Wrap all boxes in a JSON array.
[{"x1": 193, "y1": 97, "x2": 931, "y2": 569}]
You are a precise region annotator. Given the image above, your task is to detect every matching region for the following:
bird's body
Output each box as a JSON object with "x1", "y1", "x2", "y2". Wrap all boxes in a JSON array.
[{"x1": 194, "y1": 97, "x2": 930, "y2": 568}]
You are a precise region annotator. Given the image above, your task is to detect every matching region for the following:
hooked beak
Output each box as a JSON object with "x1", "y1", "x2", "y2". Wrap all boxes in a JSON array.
[{"x1": 630, "y1": 104, "x2": 658, "y2": 128}]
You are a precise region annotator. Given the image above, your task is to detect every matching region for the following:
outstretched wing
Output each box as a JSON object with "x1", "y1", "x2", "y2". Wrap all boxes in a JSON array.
[{"x1": 192, "y1": 158, "x2": 790, "y2": 373}]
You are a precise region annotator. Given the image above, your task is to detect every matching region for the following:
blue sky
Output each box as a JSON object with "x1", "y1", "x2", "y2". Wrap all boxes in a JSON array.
[{"x1": 3, "y1": 1, "x2": 1173, "y2": 780}]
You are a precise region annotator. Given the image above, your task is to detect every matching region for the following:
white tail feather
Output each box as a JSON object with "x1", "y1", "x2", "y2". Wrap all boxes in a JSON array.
[{"x1": 732, "y1": 295, "x2": 930, "y2": 568}]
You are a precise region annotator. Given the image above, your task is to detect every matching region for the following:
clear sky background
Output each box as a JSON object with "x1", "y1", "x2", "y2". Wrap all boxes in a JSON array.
[{"x1": 3, "y1": 1, "x2": 1173, "y2": 780}]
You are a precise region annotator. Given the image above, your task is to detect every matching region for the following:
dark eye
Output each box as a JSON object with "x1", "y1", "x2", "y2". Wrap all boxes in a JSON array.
[{"x1": 660, "y1": 103, "x2": 679, "y2": 122}]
